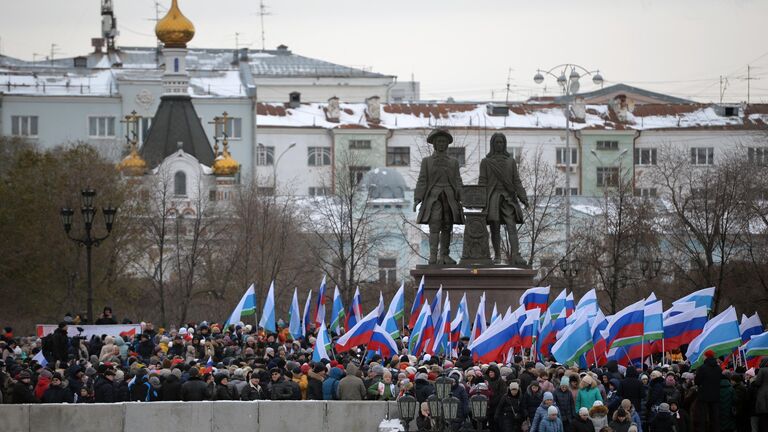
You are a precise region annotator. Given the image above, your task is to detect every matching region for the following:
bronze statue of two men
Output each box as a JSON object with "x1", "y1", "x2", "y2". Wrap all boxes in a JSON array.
[{"x1": 415, "y1": 129, "x2": 528, "y2": 266}]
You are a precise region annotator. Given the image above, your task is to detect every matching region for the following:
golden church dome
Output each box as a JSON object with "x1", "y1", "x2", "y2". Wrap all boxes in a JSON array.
[
  {"x1": 117, "y1": 147, "x2": 147, "y2": 177},
  {"x1": 155, "y1": 0, "x2": 195, "y2": 48},
  {"x1": 212, "y1": 147, "x2": 240, "y2": 176}
]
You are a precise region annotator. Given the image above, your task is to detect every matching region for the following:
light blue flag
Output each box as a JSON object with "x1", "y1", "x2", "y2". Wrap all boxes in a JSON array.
[
  {"x1": 312, "y1": 321, "x2": 332, "y2": 362},
  {"x1": 551, "y1": 310, "x2": 594, "y2": 367},
  {"x1": 224, "y1": 284, "x2": 256, "y2": 328},
  {"x1": 289, "y1": 288, "x2": 302, "y2": 340},
  {"x1": 381, "y1": 283, "x2": 405, "y2": 339},
  {"x1": 330, "y1": 286, "x2": 345, "y2": 335},
  {"x1": 458, "y1": 293, "x2": 471, "y2": 339},
  {"x1": 259, "y1": 281, "x2": 276, "y2": 333}
]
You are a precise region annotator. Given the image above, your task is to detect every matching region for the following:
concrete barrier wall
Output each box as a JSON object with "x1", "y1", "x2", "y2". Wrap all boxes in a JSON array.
[{"x1": 1, "y1": 401, "x2": 402, "y2": 432}]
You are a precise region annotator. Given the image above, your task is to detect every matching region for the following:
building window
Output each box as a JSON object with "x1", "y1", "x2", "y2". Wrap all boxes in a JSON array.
[
  {"x1": 349, "y1": 166, "x2": 370, "y2": 185},
  {"x1": 138, "y1": 117, "x2": 152, "y2": 144},
  {"x1": 447, "y1": 147, "x2": 466, "y2": 166},
  {"x1": 634, "y1": 148, "x2": 657, "y2": 166},
  {"x1": 89, "y1": 116, "x2": 116, "y2": 138},
  {"x1": 596, "y1": 140, "x2": 619, "y2": 150},
  {"x1": 174, "y1": 171, "x2": 187, "y2": 196},
  {"x1": 596, "y1": 167, "x2": 620, "y2": 187},
  {"x1": 748, "y1": 147, "x2": 767, "y2": 166},
  {"x1": 308, "y1": 147, "x2": 331, "y2": 166},
  {"x1": 387, "y1": 147, "x2": 410, "y2": 166},
  {"x1": 555, "y1": 187, "x2": 579, "y2": 196},
  {"x1": 349, "y1": 139, "x2": 372, "y2": 149},
  {"x1": 634, "y1": 188, "x2": 657, "y2": 198},
  {"x1": 215, "y1": 117, "x2": 242, "y2": 139},
  {"x1": 11, "y1": 115, "x2": 38, "y2": 137},
  {"x1": 556, "y1": 148, "x2": 578, "y2": 165},
  {"x1": 174, "y1": 58, "x2": 179, "y2": 72},
  {"x1": 378, "y1": 258, "x2": 397, "y2": 284},
  {"x1": 256, "y1": 146, "x2": 274, "y2": 166},
  {"x1": 690, "y1": 147, "x2": 714, "y2": 165},
  {"x1": 309, "y1": 187, "x2": 331, "y2": 196}
]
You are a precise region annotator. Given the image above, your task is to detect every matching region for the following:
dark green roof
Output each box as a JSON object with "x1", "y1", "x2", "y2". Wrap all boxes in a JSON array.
[{"x1": 140, "y1": 95, "x2": 214, "y2": 168}]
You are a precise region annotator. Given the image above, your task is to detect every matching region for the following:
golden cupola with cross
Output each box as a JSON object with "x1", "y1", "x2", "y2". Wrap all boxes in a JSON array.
[
  {"x1": 210, "y1": 112, "x2": 240, "y2": 176},
  {"x1": 155, "y1": 0, "x2": 195, "y2": 48}
]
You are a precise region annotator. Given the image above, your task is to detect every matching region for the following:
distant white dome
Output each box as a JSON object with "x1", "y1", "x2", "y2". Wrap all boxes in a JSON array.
[{"x1": 361, "y1": 167, "x2": 408, "y2": 199}]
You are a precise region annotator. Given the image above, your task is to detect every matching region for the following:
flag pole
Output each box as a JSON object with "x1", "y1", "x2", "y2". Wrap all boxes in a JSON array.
[{"x1": 641, "y1": 335, "x2": 645, "y2": 367}]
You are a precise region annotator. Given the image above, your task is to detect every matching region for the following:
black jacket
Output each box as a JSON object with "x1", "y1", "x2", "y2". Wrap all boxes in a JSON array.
[
  {"x1": 618, "y1": 368, "x2": 644, "y2": 411},
  {"x1": 268, "y1": 378, "x2": 294, "y2": 401},
  {"x1": 646, "y1": 377, "x2": 666, "y2": 408},
  {"x1": 93, "y1": 376, "x2": 116, "y2": 403},
  {"x1": 414, "y1": 378, "x2": 435, "y2": 404},
  {"x1": 495, "y1": 392, "x2": 524, "y2": 431},
  {"x1": 161, "y1": 375, "x2": 182, "y2": 401},
  {"x1": 11, "y1": 381, "x2": 38, "y2": 404},
  {"x1": 180, "y1": 377, "x2": 213, "y2": 401},
  {"x1": 240, "y1": 383, "x2": 265, "y2": 401},
  {"x1": 42, "y1": 385, "x2": 74, "y2": 403},
  {"x1": 307, "y1": 373, "x2": 324, "y2": 400},
  {"x1": 519, "y1": 370, "x2": 536, "y2": 394},
  {"x1": 553, "y1": 387, "x2": 575, "y2": 421},
  {"x1": 214, "y1": 384, "x2": 236, "y2": 400},
  {"x1": 650, "y1": 411, "x2": 675, "y2": 432},
  {"x1": 52, "y1": 328, "x2": 69, "y2": 365},
  {"x1": 694, "y1": 357, "x2": 722, "y2": 402},
  {"x1": 573, "y1": 417, "x2": 595, "y2": 432},
  {"x1": 115, "y1": 381, "x2": 129, "y2": 402}
]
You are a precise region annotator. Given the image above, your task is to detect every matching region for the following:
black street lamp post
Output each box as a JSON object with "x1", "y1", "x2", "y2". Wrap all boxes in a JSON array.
[{"x1": 60, "y1": 188, "x2": 117, "y2": 323}]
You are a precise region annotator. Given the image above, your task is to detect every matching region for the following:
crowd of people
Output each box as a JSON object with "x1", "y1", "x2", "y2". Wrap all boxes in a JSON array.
[{"x1": 2, "y1": 307, "x2": 768, "y2": 432}]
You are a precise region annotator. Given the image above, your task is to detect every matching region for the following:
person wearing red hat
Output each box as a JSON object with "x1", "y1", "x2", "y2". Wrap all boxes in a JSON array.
[{"x1": 695, "y1": 349, "x2": 722, "y2": 432}]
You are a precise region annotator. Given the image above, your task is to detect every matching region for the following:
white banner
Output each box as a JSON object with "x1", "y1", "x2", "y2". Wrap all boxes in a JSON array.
[{"x1": 36, "y1": 324, "x2": 142, "y2": 339}]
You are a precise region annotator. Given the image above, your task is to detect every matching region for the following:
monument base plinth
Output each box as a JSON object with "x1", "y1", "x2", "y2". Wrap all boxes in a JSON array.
[{"x1": 410, "y1": 266, "x2": 536, "y2": 314}]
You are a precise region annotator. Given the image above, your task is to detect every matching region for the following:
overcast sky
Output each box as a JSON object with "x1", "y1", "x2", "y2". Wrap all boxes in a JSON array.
[{"x1": 2, "y1": 0, "x2": 767, "y2": 103}]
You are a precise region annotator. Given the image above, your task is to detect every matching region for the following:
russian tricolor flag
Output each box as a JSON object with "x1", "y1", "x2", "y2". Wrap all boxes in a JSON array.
[
  {"x1": 335, "y1": 308, "x2": 378, "y2": 353},
  {"x1": 368, "y1": 324, "x2": 399, "y2": 360},
  {"x1": 345, "y1": 287, "x2": 362, "y2": 331},
  {"x1": 663, "y1": 306, "x2": 708, "y2": 350},
  {"x1": 740, "y1": 313, "x2": 763, "y2": 344},
  {"x1": 519, "y1": 308, "x2": 540, "y2": 349},
  {"x1": 314, "y1": 276, "x2": 327, "y2": 328},
  {"x1": 586, "y1": 310, "x2": 608, "y2": 367},
  {"x1": 470, "y1": 293, "x2": 487, "y2": 344},
  {"x1": 601, "y1": 299, "x2": 645, "y2": 350},
  {"x1": 408, "y1": 276, "x2": 426, "y2": 329},
  {"x1": 565, "y1": 292, "x2": 575, "y2": 318},
  {"x1": 409, "y1": 303, "x2": 434, "y2": 356},
  {"x1": 468, "y1": 311, "x2": 518, "y2": 363},
  {"x1": 520, "y1": 286, "x2": 550, "y2": 312}
]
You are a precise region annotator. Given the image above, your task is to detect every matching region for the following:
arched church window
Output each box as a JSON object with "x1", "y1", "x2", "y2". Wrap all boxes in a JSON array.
[{"x1": 174, "y1": 171, "x2": 187, "y2": 196}]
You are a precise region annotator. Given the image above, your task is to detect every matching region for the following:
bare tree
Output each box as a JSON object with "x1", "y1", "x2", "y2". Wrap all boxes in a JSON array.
[
  {"x1": 516, "y1": 147, "x2": 566, "y2": 267},
  {"x1": 572, "y1": 165, "x2": 659, "y2": 313},
  {"x1": 651, "y1": 146, "x2": 750, "y2": 312},
  {"x1": 305, "y1": 150, "x2": 388, "y2": 304}
]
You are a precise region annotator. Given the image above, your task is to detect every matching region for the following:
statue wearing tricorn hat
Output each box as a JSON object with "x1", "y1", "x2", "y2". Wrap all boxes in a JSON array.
[{"x1": 414, "y1": 129, "x2": 464, "y2": 265}]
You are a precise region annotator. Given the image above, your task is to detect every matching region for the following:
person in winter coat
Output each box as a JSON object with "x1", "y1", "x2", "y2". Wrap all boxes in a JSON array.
[
  {"x1": 618, "y1": 367, "x2": 644, "y2": 414},
  {"x1": 214, "y1": 374, "x2": 236, "y2": 400},
  {"x1": 229, "y1": 369, "x2": 249, "y2": 398},
  {"x1": 754, "y1": 364, "x2": 768, "y2": 431},
  {"x1": 449, "y1": 374, "x2": 470, "y2": 429},
  {"x1": 114, "y1": 370, "x2": 129, "y2": 402},
  {"x1": 519, "y1": 363, "x2": 537, "y2": 394},
  {"x1": 93, "y1": 370, "x2": 117, "y2": 403},
  {"x1": 368, "y1": 370, "x2": 398, "y2": 401},
  {"x1": 729, "y1": 374, "x2": 748, "y2": 432},
  {"x1": 290, "y1": 367, "x2": 308, "y2": 400},
  {"x1": 531, "y1": 392, "x2": 558, "y2": 432},
  {"x1": 577, "y1": 375, "x2": 603, "y2": 412},
  {"x1": 99, "y1": 336, "x2": 116, "y2": 362},
  {"x1": 34, "y1": 369, "x2": 52, "y2": 400},
  {"x1": 554, "y1": 376, "x2": 576, "y2": 431},
  {"x1": 537, "y1": 371, "x2": 555, "y2": 394},
  {"x1": 495, "y1": 381, "x2": 524, "y2": 432},
  {"x1": 338, "y1": 362, "x2": 367, "y2": 400},
  {"x1": 645, "y1": 370, "x2": 666, "y2": 417},
  {"x1": 322, "y1": 367, "x2": 343, "y2": 400},
  {"x1": 669, "y1": 400, "x2": 689, "y2": 432},
  {"x1": 573, "y1": 407, "x2": 596, "y2": 432},
  {"x1": 608, "y1": 408, "x2": 633, "y2": 432},
  {"x1": 523, "y1": 381, "x2": 545, "y2": 423},
  {"x1": 417, "y1": 401, "x2": 437, "y2": 431},
  {"x1": 619, "y1": 399, "x2": 642, "y2": 432},
  {"x1": 719, "y1": 376, "x2": 736, "y2": 432},
  {"x1": 662, "y1": 374, "x2": 681, "y2": 405},
  {"x1": 307, "y1": 365, "x2": 325, "y2": 400},
  {"x1": 488, "y1": 365, "x2": 508, "y2": 420},
  {"x1": 42, "y1": 373, "x2": 74, "y2": 403},
  {"x1": 414, "y1": 372, "x2": 435, "y2": 403},
  {"x1": 51, "y1": 323, "x2": 69, "y2": 367},
  {"x1": 649, "y1": 403, "x2": 674, "y2": 432},
  {"x1": 589, "y1": 401, "x2": 609, "y2": 432},
  {"x1": 180, "y1": 368, "x2": 213, "y2": 401},
  {"x1": 694, "y1": 350, "x2": 722, "y2": 432},
  {"x1": 605, "y1": 379, "x2": 622, "y2": 416},
  {"x1": 267, "y1": 368, "x2": 295, "y2": 400},
  {"x1": 128, "y1": 370, "x2": 155, "y2": 402},
  {"x1": 538, "y1": 406, "x2": 564, "y2": 432},
  {"x1": 161, "y1": 371, "x2": 182, "y2": 401},
  {"x1": 239, "y1": 371, "x2": 264, "y2": 400}
]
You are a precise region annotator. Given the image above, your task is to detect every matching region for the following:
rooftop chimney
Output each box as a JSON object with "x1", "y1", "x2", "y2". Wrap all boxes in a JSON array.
[
  {"x1": 289, "y1": 92, "x2": 301, "y2": 108},
  {"x1": 327, "y1": 96, "x2": 340, "y2": 122},
  {"x1": 366, "y1": 96, "x2": 381, "y2": 122},
  {"x1": 91, "y1": 38, "x2": 105, "y2": 54},
  {"x1": 276, "y1": 44, "x2": 291, "y2": 55}
]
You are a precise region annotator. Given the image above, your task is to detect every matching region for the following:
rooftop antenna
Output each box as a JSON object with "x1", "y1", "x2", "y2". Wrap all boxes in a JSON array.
[
  {"x1": 505, "y1": 67, "x2": 514, "y2": 104},
  {"x1": 101, "y1": 0, "x2": 118, "y2": 52},
  {"x1": 256, "y1": 0, "x2": 271, "y2": 51},
  {"x1": 743, "y1": 65, "x2": 760, "y2": 105},
  {"x1": 719, "y1": 75, "x2": 729, "y2": 104},
  {"x1": 49, "y1": 43, "x2": 61, "y2": 66}
]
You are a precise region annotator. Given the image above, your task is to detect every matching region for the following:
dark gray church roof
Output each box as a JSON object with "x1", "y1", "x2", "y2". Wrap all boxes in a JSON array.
[{"x1": 140, "y1": 95, "x2": 214, "y2": 168}]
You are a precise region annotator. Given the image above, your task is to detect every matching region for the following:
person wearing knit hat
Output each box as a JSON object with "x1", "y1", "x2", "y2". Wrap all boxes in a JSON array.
[
  {"x1": 531, "y1": 391, "x2": 557, "y2": 432},
  {"x1": 554, "y1": 374, "x2": 576, "y2": 430},
  {"x1": 573, "y1": 406, "x2": 593, "y2": 432},
  {"x1": 589, "y1": 400, "x2": 609, "y2": 432},
  {"x1": 540, "y1": 405, "x2": 563, "y2": 431}
]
